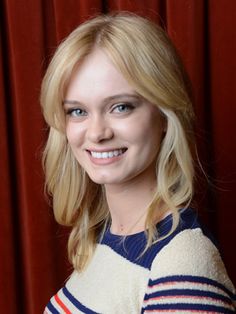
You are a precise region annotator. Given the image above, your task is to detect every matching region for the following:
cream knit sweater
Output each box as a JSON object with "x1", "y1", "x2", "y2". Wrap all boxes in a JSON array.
[{"x1": 45, "y1": 208, "x2": 236, "y2": 313}]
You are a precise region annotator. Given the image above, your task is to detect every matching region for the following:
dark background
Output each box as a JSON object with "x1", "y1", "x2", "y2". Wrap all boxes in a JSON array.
[{"x1": 0, "y1": 1, "x2": 235, "y2": 313}]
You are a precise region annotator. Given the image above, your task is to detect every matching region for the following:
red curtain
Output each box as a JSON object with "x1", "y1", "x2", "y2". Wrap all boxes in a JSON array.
[{"x1": 0, "y1": 1, "x2": 235, "y2": 313}]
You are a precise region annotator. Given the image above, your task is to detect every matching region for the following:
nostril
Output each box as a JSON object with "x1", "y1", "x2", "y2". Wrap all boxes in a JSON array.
[{"x1": 87, "y1": 124, "x2": 114, "y2": 142}]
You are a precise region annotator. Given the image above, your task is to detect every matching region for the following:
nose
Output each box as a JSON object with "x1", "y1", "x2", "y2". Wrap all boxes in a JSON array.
[{"x1": 86, "y1": 115, "x2": 113, "y2": 143}]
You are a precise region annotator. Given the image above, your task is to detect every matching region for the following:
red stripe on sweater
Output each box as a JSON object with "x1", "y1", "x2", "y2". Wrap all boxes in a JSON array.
[
  {"x1": 144, "y1": 294, "x2": 228, "y2": 304},
  {"x1": 149, "y1": 280, "x2": 210, "y2": 289},
  {"x1": 55, "y1": 293, "x2": 72, "y2": 314}
]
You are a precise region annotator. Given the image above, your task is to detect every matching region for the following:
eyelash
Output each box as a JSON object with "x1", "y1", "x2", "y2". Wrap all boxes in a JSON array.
[
  {"x1": 111, "y1": 103, "x2": 135, "y2": 113},
  {"x1": 65, "y1": 102, "x2": 136, "y2": 117},
  {"x1": 65, "y1": 108, "x2": 87, "y2": 117}
]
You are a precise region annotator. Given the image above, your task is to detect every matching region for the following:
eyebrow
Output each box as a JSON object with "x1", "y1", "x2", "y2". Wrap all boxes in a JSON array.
[{"x1": 63, "y1": 93, "x2": 142, "y2": 106}]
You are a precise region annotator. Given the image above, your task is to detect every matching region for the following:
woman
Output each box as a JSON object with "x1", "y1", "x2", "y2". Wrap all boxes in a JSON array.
[{"x1": 41, "y1": 12, "x2": 236, "y2": 313}]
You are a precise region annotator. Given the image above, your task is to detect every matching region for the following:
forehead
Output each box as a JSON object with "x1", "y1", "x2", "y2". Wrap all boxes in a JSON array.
[{"x1": 65, "y1": 48, "x2": 136, "y2": 101}]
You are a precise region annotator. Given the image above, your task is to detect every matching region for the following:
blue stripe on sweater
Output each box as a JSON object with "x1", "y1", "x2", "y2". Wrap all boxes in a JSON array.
[
  {"x1": 46, "y1": 301, "x2": 60, "y2": 314},
  {"x1": 62, "y1": 287, "x2": 100, "y2": 314},
  {"x1": 145, "y1": 288, "x2": 232, "y2": 305},
  {"x1": 141, "y1": 302, "x2": 236, "y2": 313}
]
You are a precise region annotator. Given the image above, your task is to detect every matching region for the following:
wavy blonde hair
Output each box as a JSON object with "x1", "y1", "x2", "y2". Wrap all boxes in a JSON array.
[{"x1": 41, "y1": 12, "x2": 195, "y2": 271}]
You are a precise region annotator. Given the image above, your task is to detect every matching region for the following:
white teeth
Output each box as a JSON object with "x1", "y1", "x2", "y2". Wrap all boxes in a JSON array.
[
  {"x1": 102, "y1": 152, "x2": 108, "y2": 158},
  {"x1": 108, "y1": 151, "x2": 113, "y2": 158},
  {"x1": 90, "y1": 149, "x2": 124, "y2": 159}
]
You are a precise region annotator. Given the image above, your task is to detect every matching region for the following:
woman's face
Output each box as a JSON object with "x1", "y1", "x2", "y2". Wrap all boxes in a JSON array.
[{"x1": 64, "y1": 49, "x2": 165, "y2": 187}]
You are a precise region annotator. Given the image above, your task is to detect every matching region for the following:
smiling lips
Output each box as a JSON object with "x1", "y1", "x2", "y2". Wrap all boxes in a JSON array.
[{"x1": 88, "y1": 148, "x2": 127, "y2": 160}]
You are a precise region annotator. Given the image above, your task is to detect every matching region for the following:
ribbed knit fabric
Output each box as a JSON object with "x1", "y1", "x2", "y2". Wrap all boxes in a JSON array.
[{"x1": 45, "y1": 208, "x2": 236, "y2": 313}]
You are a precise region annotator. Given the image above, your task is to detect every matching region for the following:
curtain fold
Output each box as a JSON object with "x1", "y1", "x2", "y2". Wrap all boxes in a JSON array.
[
  {"x1": 1, "y1": 1, "x2": 235, "y2": 313},
  {"x1": 0, "y1": 20, "x2": 19, "y2": 314},
  {"x1": 207, "y1": 0, "x2": 236, "y2": 265}
]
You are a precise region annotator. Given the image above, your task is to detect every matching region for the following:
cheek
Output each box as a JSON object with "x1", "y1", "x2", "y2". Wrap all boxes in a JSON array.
[
  {"x1": 132, "y1": 115, "x2": 164, "y2": 146},
  {"x1": 66, "y1": 124, "x2": 83, "y2": 147}
]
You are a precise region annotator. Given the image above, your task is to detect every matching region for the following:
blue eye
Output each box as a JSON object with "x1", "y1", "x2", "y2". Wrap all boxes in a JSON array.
[
  {"x1": 66, "y1": 108, "x2": 87, "y2": 117},
  {"x1": 112, "y1": 103, "x2": 134, "y2": 113}
]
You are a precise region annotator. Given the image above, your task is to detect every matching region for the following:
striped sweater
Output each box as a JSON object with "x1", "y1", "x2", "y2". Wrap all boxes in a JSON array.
[{"x1": 45, "y1": 208, "x2": 236, "y2": 313}]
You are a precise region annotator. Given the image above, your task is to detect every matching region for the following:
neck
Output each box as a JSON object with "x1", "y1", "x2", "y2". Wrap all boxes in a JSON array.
[{"x1": 104, "y1": 172, "x2": 158, "y2": 236}]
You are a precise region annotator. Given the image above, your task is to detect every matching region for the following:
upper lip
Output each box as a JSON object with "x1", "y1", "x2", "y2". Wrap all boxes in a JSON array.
[{"x1": 86, "y1": 148, "x2": 126, "y2": 152}]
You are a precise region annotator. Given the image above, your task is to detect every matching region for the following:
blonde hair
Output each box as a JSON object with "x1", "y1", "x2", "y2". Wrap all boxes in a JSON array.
[{"x1": 41, "y1": 12, "x2": 195, "y2": 271}]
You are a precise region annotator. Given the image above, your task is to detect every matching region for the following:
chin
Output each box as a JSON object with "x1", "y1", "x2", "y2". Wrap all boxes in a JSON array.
[
  {"x1": 89, "y1": 178, "x2": 117, "y2": 185},
  {"x1": 87, "y1": 172, "x2": 124, "y2": 185},
  {"x1": 87, "y1": 174, "x2": 112, "y2": 185}
]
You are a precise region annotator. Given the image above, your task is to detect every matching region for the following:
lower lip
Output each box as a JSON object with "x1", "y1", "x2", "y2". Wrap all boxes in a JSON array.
[{"x1": 87, "y1": 151, "x2": 126, "y2": 165}]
